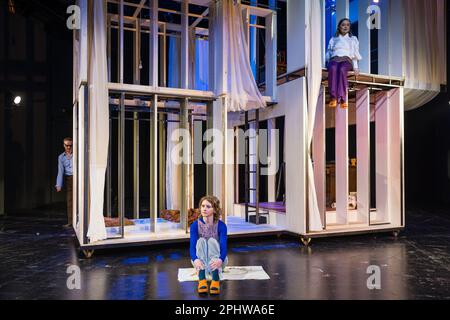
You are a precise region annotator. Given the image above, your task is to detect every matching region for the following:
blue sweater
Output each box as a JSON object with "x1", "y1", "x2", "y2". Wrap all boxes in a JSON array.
[{"x1": 190, "y1": 218, "x2": 228, "y2": 262}]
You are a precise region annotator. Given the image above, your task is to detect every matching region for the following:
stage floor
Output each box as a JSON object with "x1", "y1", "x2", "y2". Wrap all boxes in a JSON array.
[
  {"x1": 1, "y1": 207, "x2": 449, "y2": 299},
  {"x1": 0, "y1": 209, "x2": 450, "y2": 300}
]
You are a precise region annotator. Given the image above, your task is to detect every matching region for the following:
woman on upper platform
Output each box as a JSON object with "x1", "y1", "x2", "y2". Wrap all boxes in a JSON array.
[{"x1": 326, "y1": 18, "x2": 362, "y2": 109}]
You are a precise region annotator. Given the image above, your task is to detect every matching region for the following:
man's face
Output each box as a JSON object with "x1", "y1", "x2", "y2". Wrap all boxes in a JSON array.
[{"x1": 64, "y1": 140, "x2": 73, "y2": 154}]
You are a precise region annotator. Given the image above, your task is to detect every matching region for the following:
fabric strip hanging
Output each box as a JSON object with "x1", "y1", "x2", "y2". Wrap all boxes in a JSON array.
[
  {"x1": 306, "y1": 0, "x2": 324, "y2": 232},
  {"x1": 86, "y1": 0, "x2": 108, "y2": 242},
  {"x1": 166, "y1": 37, "x2": 182, "y2": 211},
  {"x1": 403, "y1": 0, "x2": 446, "y2": 111},
  {"x1": 221, "y1": 0, "x2": 267, "y2": 112}
]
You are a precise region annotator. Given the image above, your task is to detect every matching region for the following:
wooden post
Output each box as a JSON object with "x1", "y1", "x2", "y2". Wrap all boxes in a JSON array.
[{"x1": 356, "y1": 88, "x2": 370, "y2": 224}]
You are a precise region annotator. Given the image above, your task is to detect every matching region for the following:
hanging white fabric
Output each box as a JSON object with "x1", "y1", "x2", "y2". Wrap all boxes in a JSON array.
[
  {"x1": 305, "y1": 0, "x2": 324, "y2": 232},
  {"x1": 166, "y1": 113, "x2": 182, "y2": 211},
  {"x1": 221, "y1": 0, "x2": 266, "y2": 112},
  {"x1": 87, "y1": 0, "x2": 108, "y2": 243},
  {"x1": 166, "y1": 37, "x2": 182, "y2": 210},
  {"x1": 403, "y1": 0, "x2": 446, "y2": 111}
]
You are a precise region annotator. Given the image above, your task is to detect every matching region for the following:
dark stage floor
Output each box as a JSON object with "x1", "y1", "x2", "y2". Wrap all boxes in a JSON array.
[{"x1": 0, "y1": 208, "x2": 449, "y2": 300}]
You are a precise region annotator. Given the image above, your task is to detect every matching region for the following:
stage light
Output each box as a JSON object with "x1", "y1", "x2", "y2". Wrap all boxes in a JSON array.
[{"x1": 13, "y1": 96, "x2": 22, "y2": 106}]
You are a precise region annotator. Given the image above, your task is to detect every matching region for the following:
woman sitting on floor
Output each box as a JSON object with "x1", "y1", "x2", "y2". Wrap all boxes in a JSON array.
[{"x1": 190, "y1": 195, "x2": 228, "y2": 295}]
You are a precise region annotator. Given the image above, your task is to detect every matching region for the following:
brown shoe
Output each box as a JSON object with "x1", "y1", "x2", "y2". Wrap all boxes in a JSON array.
[
  {"x1": 340, "y1": 102, "x2": 348, "y2": 109},
  {"x1": 329, "y1": 99, "x2": 337, "y2": 108}
]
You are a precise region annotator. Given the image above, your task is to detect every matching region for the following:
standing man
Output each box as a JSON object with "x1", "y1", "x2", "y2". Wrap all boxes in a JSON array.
[{"x1": 56, "y1": 137, "x2": 73, "y2": 228}]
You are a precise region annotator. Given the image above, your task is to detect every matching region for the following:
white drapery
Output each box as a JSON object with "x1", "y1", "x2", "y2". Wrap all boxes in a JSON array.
[
  {"x1": 306, "y1": 0, "x2": 324, "y2": 232},
  {"x1": 86, "y1": 0, "x2": 108, "y2": 242},
  {"x1": 166, "y1": 114, "x2": 182, "y2": 210},
  {"x1": 403, "y1": 0, "x2": 446, "y2": 111},
  {"x1": 166, "y1": 37, "x2": 182, "y2": 210},
  {"x1": 221, "y1": 0, "x2": 266, "y2": 112}
]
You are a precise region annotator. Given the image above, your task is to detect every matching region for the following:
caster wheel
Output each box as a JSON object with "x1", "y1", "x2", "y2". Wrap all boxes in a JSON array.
[
  {"x1": 82, "y1": 250, "x2": 94, "y2": 259},
  {"x1": 301, "y1": 237, "x2": 311, "y2": 247},
  {"x1": 393, "y1": 231, "x2": 400, "y2": 238}
]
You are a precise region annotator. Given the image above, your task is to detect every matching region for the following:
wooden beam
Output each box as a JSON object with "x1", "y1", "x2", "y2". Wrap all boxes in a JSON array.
[
  {"x1": 119, "y1": 0, "x2": 124, "y2": 83},
  {"x1": 356, "y1": 88, "x2": 370, "y2": 224},
  {"x1": 191, "y1": 8, "x2": 209, "y2": 29},
  {"x1": 265, "y1": 9, "x2": 277, "y2": 99},
  {"x1": 313, "y1": 87, "x2": 326, "y2": 226},
  {"x1": 132, "y1": 0, "x2": 146, "y2": 18},
  {"x1": 149, "y1": 0, "x2": 158, "y2": 86},
  {"x1": 335, "y1": 94, "x2": 349, "y2": 225},
  {"x1": 150, "y1": 94, "x2": 158, "y2": 232},
  {"x1": 358, "y1": 0, "x2": 371, "y2": 74},
  {"x1": 181, "y1": 0, "x2": 189, "y2": 89},
  {"x1": 375, "y1": 91, "x2": 389, "y2": 223}
]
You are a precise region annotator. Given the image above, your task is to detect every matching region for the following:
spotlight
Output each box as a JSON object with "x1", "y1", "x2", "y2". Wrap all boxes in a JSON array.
[{"x1": 13, "y1": 96, "x2": 22, "y2": 106}]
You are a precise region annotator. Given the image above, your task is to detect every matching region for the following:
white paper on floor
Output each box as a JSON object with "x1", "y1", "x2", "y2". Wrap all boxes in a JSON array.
[{"x1": 178, "y1": 266, "x2": 270, "y2": 282}]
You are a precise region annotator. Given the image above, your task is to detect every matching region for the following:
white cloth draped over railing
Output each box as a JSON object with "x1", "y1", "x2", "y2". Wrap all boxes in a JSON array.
[
  {"x1": 218, "y1": 0, "x2": 267, "y2": 112},
  {"x1": 86, "y1": 0, "x2": 108, "y2": 242},
  {"x1": 306, "y1": 0, "x2": 324, "y2": 232},
  {"x1": 403, "y1": 0, "x2": 447, "y2": 111}
]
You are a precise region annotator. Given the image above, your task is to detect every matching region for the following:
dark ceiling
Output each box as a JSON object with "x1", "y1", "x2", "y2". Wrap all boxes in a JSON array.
[{"x1": 7, "y1": 0, "x2": 74, "y2": 31}]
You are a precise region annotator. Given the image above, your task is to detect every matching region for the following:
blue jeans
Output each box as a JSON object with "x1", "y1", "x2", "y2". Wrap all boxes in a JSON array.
[{"x1": 192, "y1": 238, "x2": 228, "y2": 278}]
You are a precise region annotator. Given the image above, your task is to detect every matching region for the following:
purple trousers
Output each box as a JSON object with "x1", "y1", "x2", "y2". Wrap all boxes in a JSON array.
[{"x1": 328, "y1": 59, "x2": 353, "y2": 103}]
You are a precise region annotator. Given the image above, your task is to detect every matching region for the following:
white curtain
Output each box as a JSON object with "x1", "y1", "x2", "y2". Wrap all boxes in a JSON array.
[
  {"x1": 166, "y1": 114, "x2": 182, "y2": 210},
  {"x1": 403, "y1": 0, "x2": 446, "y2": 111},
  {"x1": 87, "y1": 0, "x2": 108, "y2": 242},
  {"x1": 166, "y1": 37, "x2": 182, "y2": 210},
  {"x1": 221, "y1": 0, "x2": 266, "y2": 112},
  {"x1": 306, "y1": 0, "x2": 324, "y2": 231}
]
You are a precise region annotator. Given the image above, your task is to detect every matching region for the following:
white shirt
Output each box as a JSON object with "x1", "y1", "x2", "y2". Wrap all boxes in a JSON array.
[{"x1": 326, "y1": 34, "x2": 363, "y2": 70}]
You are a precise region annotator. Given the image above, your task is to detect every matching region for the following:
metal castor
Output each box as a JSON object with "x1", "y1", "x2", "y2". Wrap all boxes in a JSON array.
[
  {"x1": 393, "y1": 231, "x2": 400, "y2": 238},
  {"x1": 82, "y1": 250, "x2": 95, "y2": 259},
  {"x1": 301, "y1": 237, "x2": 312, "y2": 247}
]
